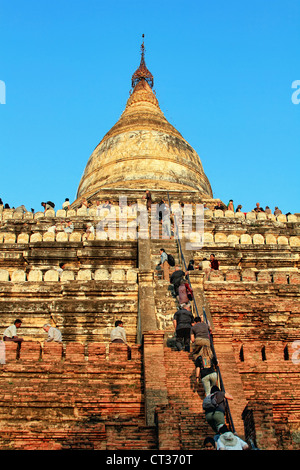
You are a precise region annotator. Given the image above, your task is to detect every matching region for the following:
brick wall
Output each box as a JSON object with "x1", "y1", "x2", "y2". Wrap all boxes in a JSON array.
[
  {"x1": 0, "y1": 341, "x2": 157, "y2": 450},
  {"x1": 204, "y1": 280, "x2": 300, "y2": 449}
]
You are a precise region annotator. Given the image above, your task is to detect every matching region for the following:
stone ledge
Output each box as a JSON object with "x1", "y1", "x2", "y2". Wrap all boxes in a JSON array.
[{"x1": 1, "y1": 341, "x2": 140, "y2": 364}]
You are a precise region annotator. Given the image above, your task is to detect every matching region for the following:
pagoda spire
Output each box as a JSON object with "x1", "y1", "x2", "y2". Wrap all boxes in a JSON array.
[{"x1": 131, "y1": 34, "x2": 154, "y2": 89}]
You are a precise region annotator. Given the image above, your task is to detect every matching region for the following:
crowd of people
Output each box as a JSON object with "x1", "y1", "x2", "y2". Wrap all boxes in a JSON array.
[
  {"x1": 0, "y1": 193, "x2": 292, "y2": 220},
  {"x1": 157, "y1": 249, "x2": 250, "y2": 450},
  {"x1": 212, "y1": 199, "x2": 290, "y2": 217}
]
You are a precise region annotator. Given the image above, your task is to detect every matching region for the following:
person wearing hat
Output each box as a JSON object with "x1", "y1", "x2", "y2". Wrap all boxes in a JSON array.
[{"x1": 216, "y1": 425, "x2": 249, "y2": 450}]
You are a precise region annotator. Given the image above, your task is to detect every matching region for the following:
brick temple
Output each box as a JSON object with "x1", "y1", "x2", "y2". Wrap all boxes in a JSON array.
[{"x1": 0, "y1": 39, "x2": 299, "y2": 450}]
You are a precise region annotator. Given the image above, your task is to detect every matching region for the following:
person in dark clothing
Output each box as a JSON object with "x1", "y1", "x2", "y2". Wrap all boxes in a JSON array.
[
  {"x1": 210, "y1": 254, "x2": 219, "y2": 271},
  {"x1": 173, "y1": 304, "x2": 194, "y2": 352},
  {"x1": 170, "y1": 266, "x2": 185, "y2": 296},
  {"x1": 187, "y1": 260, "x2": 195, "y2": 271},
  {"x1": 144, "y1": 190, "x2": 152, "y2": 211}
]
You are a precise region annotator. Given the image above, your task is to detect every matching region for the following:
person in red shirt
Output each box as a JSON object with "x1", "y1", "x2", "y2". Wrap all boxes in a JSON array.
[{"x1": 210, "y1": 254, "x2": 219, "y2": 271}]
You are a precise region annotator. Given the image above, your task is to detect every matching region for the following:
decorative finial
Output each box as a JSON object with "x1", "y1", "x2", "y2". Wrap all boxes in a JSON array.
[{"x1": 131, "y1": 34, "x2": 154, "y2": 89}]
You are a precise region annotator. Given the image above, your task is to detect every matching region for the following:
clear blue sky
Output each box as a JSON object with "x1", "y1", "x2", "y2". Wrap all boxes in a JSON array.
[{"x1": 0, "y1": 0, "x2": 299, "y2": 214}]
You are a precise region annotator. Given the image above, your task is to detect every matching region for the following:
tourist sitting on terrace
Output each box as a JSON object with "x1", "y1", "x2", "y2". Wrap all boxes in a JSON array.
[
  {"x1": 186, "y1": 259, "x2": 195, "y2": 272},
  {"x1": 64, "y1": 221, "x2": 74, "y2": 234},
  {"x1": 41, "y1": 201, "x2": 55, "y2": 213},
  {"x1": 62, "y1": 198, "x2": 70, "y2": 211},
  {"x1": 227, "y1": 200, "x2": 234, "y2": 211},
  {"x1": 214, "y1": 201, "x2": 226, "y2": 211},
  {"x1": 14, "y1": 205, "x2": 27, "y2": 214},
  {"x1": 3, "y1": 319, "x2": 24, "y2": 355},
  {"x1": 82, "y1": 223, "x2": 94, "y2": 240},
  {"x1": 79, "y1": 198, "x2": 89, "y2": 210},
  {"x1": 57, "y1": 262, "x2": 66, "y2": 278},
  {"x1": 265, "y1": 206, "x2": 272, "y2": 214},
  {"x1": 253, "y1": 202, "x2": 264, "y2": 212},
  {"x1": 274, "y1": 206, "x2": 282, "y2": 216},
  {"x1": 210, "y1": 254, "x2": 219, "y2": 271},
  {"x1": 110, "y1": 320, "x2": 131, "y2": 358},
  {"x1": 201, "y1": 258, "x2": 211, "y2": 280},
  {"x1": 110, "y1": 320, "x2": 127, "y2": 344},
  {"x1": 42, "y1": 324, "x2": 62, "y2": 343}
]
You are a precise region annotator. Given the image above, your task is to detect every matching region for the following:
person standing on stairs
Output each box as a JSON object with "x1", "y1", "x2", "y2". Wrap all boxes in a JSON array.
[
  {"x1": 194, "y1": 344, "x2": 218, "y2": 396},
  {"x1": 203, "y1": 385, "x2": 233, "y2": 435},
  {"x1": 158, "y1": 248, "x2": 170, "y2": 281},
  {"x1": 143, "y1": 190, "x2": 152, "y2": 211},
  {"x1": 173, "y1": 303, "x2": 194, "y2": 352},
  {"x1": 191, "y1": 316, "x2": 211, "y2": 353},
  {"x1": 178, "y1": 279, "x2": 190, "y2": 305},
  {"x1": 170, "y1": 265, "x2": 185, "y2": 297}
]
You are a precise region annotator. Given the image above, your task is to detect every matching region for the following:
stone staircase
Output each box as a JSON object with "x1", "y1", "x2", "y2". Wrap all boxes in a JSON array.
[
  {"x1": 150, "y1": 239, "x2": 181, "y2": 334},
  {"x1": 156, "y1": 347, "x2": 217, "y2": 450}
]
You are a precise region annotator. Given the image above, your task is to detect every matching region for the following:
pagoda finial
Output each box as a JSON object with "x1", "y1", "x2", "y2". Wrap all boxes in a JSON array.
[
  {"x1": 141, "y1": 34, "x2": 145, "y2": 61},
  {"x1": 131, "y1": 34, "x2": 154, "y2": 89}
]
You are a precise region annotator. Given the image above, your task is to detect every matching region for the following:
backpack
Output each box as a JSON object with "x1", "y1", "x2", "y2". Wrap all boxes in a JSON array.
[
  {"x1": 202, "y1": 392, "x2": 218, "y2": 411},
  {"x1": 167, "y1": 253, "x2": 175, "y2": 266},
  {"x1": 200, "y1": 353, "x2": 211, "y2": 369},
  {"x1": 47, "y1": 201, "x2": 55, "y2": 208}
]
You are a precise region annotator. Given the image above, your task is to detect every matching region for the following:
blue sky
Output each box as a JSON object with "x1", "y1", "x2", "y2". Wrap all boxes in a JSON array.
[{"x1": 0, "y1": 0, "x2": 299, "y2": 214}]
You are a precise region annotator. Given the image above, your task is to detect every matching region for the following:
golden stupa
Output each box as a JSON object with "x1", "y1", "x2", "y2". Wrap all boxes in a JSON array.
[{"x1": 76, "y1": 37, "x2": 213, "y2": 202}]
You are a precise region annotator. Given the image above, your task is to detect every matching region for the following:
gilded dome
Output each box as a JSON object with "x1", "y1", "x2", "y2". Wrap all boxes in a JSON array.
[{"x1": 76, "y1": 42, "x2": 213, "y2": 201}]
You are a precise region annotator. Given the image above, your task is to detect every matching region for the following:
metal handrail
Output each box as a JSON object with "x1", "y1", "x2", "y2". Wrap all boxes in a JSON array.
[{"x1": 166, "y1": 192, "x2": 236, "y2": 434}]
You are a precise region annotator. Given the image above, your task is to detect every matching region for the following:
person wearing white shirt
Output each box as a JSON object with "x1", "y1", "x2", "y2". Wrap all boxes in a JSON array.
[
  {"x1": 3, "y1": 319, "x2": 24, "y2": 355},
  {"x1": 62, "y1": 198, "x2": 70, "y2": 211},
  {"x1": 110, "y1": 321, "x2": 127, "y2": 344},
  {"x1": 110, "y1": 320, "x2": 131, "y2": 358},
  {"x1": 216, "y1": 426, "x2": 249, "y2": 450},
  {"x1": 3, "y1": 319, "x2": 23, "y2": 343},
  {"x1": 43, "y1": 324, "x2": 62, "y2": 343}
]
